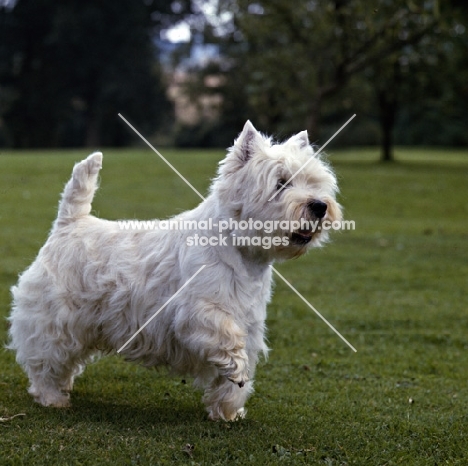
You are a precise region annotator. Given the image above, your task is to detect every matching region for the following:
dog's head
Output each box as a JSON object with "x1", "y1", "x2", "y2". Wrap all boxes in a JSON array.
[{"x1": 212, "y1": 121, "x2": 342, "y2": 260}]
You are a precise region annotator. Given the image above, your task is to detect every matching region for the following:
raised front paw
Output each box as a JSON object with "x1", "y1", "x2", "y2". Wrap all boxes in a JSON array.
[
  {"x1": 227, "y1": 374, "x2": 248, "y2": 388},
  {"x1": 221, "y1": 350, "x2": 250, "y2": 388}
]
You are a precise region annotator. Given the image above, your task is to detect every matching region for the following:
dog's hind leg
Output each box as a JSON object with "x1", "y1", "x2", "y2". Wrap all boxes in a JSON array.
[{"x1": 8, "y1": 291, "x2": 89, "y2": 407}]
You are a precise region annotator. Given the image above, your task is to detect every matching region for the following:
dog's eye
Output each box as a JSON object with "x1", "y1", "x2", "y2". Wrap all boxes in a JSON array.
[{"x1": 276, "y1": 179, "x2": 290, "y2": 191}]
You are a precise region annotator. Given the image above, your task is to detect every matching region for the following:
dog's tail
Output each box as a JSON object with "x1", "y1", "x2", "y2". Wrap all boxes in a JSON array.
[{"x1": 55, "y1": 152, "x2": 103, "y2": 226}]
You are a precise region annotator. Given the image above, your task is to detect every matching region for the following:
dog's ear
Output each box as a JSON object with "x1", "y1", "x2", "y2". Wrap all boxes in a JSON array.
[
  {"x1": 233, "y1": 120, "x2": 263, "y2": 164},
  {"x1": 287, "y1": 130, "x2": 309, "y2": 150}
]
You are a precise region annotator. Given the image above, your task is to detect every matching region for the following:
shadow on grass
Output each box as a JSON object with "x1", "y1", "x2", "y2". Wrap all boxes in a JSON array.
[{"x1": 42, "y1": 396, "x2": 205, "y2": 430}]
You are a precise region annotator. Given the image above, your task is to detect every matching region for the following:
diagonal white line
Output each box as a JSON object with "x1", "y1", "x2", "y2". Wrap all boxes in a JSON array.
[
  {"x1": 117, "y1": 264, "x2": 207, "y2": 353},
  {"x1": 117, "y1": 112, "x2": 356, "y2": 353},
  {"x1": 118, "y1": 113, "x2": 206, "y2": 201},
  {"x1": 268, "y1": 114, "x2": 356, "y2": 202},
  {"x1": 270, "y1": 265, "x2": 357, "y2": 352}
]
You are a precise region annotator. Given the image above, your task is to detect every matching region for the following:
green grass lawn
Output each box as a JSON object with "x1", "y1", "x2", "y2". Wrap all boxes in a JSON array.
[{"x1": 1, "y1": 146, "x2": 467, "y2": 465}]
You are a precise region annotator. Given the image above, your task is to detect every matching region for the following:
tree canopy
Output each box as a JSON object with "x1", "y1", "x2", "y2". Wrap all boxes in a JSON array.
[
  {"x1": 1, "y1": 0, "x2": 467, "y2": 158},
  {"x1": 176, "y1": 0, "x2": 467, "y2": 160},
  {"x1": 0, "y1": 0, "x2": 192, "y2": 147}
]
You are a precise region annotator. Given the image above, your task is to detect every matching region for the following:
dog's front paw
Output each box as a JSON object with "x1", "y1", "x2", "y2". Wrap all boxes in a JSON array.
[
  {"x1": 227, "y1": 375, "x2": 248, "y2": 388},
  {"x1": 223, "y1": 350, "x2": 249, "y2": 388},
  {"x1": 208, "y1": 346, "x2": 250, "y2": 388},
  {"x1": 208, "y1": 407, "x2": 246, "y2": 422}
]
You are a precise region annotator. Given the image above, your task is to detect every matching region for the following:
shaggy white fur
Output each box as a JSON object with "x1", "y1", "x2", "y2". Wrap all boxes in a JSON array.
[{"x1": 8, "y1": 121, "x2": 341, "y2": 421}]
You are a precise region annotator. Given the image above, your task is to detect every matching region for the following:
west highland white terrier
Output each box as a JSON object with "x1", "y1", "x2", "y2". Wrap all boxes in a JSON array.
[{"x1": 8, "y1": 121, "x2": 342, "y2": 420}]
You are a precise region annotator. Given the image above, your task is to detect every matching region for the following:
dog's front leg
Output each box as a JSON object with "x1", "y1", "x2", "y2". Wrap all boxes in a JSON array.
[
  {"x1": 177, "y1": 304, "x2": 249, "y2": 387},
  {"x1": 206, "y1": 338, "x2": 249, "y2": 388}
]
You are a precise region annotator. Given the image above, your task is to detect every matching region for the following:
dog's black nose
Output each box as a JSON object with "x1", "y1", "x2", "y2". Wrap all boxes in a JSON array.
[{"x1": 308, "y1": 200, "x2": 327, "y2": 219}]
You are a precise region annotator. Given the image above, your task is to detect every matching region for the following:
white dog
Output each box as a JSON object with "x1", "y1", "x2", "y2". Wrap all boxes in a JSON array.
[{"x1": 8, "y1": 121, "x2": 341, "y2": 421}]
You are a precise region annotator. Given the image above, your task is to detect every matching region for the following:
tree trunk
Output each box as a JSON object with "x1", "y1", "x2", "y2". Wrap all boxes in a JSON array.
[
  {"x1": 85, "y1": 109, "x2": 101, "y2": 148},
  {"x1": 376, "y1": 60, "x2": 401, "y2": 162},
  {"x1": 378, "y1": 90, "x2": 396, "y2": 162},
  {"x1": 306, "y1": 97, "x2": 321, "y2": 141}
]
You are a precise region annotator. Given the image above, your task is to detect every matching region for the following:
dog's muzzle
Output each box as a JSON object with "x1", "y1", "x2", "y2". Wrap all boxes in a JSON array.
[{"x1": 290, "y1": 200, "x2": 328, "y2": 245}]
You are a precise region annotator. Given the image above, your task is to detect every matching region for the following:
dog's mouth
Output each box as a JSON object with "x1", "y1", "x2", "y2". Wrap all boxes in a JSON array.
[{"x1": 291, "y1": 229, "x2": 314, "y2": 245}]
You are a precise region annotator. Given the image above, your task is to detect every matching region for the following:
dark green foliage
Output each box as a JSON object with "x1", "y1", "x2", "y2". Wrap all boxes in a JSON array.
[
  {"x1": 0, "y1": 0, "x2": 186, "y2": 148},
  {"x1": 178, "y1": 0, "x2": 468, "y2": 156}
]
